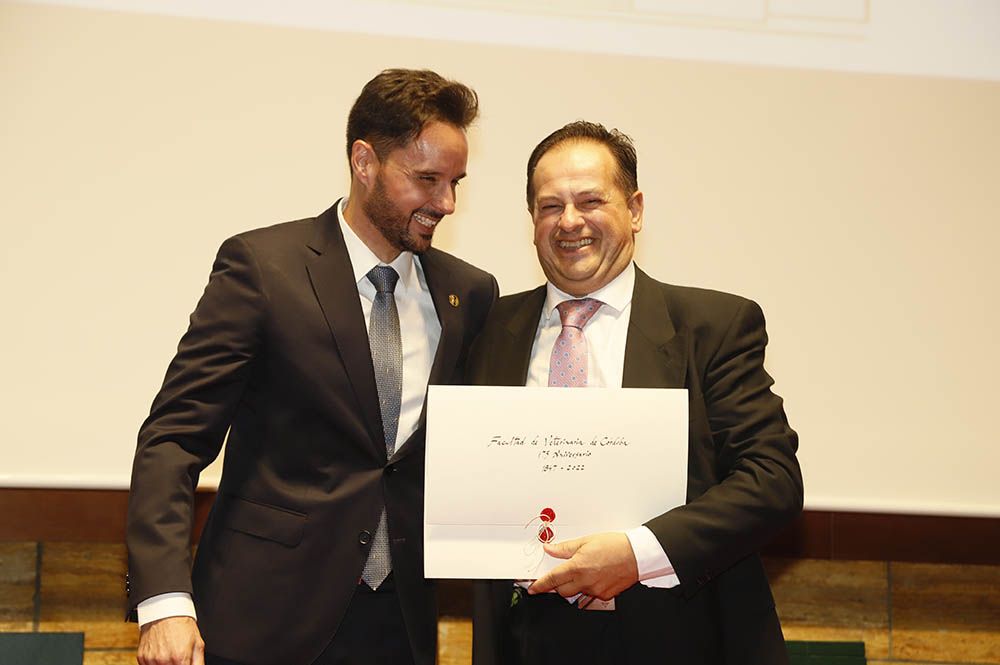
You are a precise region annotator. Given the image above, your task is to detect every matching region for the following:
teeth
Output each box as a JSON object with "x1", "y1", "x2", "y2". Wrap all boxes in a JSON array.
[
  {"x1": 558, "y1": 238, "x2": 593, "y2": 249},
  {"x1": 413, "y1": 212, "x2": 439, "y2": 229}
]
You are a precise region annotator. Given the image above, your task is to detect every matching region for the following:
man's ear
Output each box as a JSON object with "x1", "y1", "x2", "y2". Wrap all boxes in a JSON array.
[
  {"x1": 350, "y1": 140, "x2": 379, "y2": 189},
  {"x1": 628, "y1": 190, "x2": 644, "y2": 234}
]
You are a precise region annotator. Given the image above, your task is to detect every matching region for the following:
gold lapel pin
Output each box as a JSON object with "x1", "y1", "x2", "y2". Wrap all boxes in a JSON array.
[{"x1": 448, "y1": 294, "x2": 460, "y2": 308}]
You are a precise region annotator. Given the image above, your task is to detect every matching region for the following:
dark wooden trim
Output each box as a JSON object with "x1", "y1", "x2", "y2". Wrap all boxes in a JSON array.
[
  {"x1": 760, "y1": 509, "x2": 1000, "y2": 564},
  {"x1": 830, "y1": 511, "x2": 1000, "y2": 564},
  {"x1": 0, "y1": 488, "x2": 216, "y2": 543},
  {"x1": 2, "y1": 488, "x2": 998, "y2": 564},
  {"x1": 762, "y1": 510, "x2": 833, "y2": 559}
]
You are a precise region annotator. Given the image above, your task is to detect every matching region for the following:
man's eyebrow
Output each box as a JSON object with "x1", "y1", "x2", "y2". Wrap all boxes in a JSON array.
[{"x1": 414, "y1": 169, "x2": 467, "y2": 180}]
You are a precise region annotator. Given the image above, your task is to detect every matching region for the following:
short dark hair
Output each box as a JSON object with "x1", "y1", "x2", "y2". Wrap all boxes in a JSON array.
[
  {"x1": 525, "y1": 121, "x2": 638, "y2": 208},
  {"x1": 346, "y1": 69, "x2": 479, "y2": 161}
]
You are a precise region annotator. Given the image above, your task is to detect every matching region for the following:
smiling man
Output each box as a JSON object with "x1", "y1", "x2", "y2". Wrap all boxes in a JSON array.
[
  {"x1": 126, "y1": 69, "x2": 498, "y2": 665},
  {"x1": 469, "y1": 121, "x2": 802, "y2": 665}
]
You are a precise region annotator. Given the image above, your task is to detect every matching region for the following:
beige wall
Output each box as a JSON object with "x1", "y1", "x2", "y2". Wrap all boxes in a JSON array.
[{"x1": 2, "y1": 2, "x2": 998, "y2": 515}]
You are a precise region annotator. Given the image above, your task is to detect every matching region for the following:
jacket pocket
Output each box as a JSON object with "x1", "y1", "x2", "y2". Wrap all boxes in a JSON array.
[{"x1": 223, "y1": 495, "x2": 307, "y2": 547}]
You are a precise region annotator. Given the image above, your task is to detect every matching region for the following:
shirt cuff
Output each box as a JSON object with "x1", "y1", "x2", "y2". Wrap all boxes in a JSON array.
[
  {"x1": 137, "y1": 592, "x2": 197, "y2": 627},
  {"x1": 624, "y1": 526, "x2": 680, "y2": 589}
]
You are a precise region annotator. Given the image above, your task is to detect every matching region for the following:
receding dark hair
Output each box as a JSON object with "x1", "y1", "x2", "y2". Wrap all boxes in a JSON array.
[
  {"x1": 525, "y1": 121, "x2": 638, "y2": 208},
  {"x1": 346, "y1": 69, "x2": 479, "y2": 162}
]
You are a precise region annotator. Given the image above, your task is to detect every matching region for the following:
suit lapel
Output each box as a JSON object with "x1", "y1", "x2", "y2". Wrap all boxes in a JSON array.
[
  {"x1": 493, "y1": 271, "x2": 685, "y2": 389},
  {"x1": 421, "y1": 249, "x2": 463, "y2": 386},
  {"x1": 623, "y1": 268, "x2": 687, "y2": 389},
  {"x1": 391, "y1": 249, "x2": 467, "y2": 463},
  {"x1": 305, "y1": 203, "x2": 385, "y2": 452},
  {"x1": 497, "y1": 287, "x2": 547, "y2": 386}
]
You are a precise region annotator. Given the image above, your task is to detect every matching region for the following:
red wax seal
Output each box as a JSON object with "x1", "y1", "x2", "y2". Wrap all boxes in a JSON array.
[
  {"x1": 540, "y1": 507, "x2": 556, "y2": 523},
  {"x1": 538, "y1": 525, "x2": 554, "y2": 543}
]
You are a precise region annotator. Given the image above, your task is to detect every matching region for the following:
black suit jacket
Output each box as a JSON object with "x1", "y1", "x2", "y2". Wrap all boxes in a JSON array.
[
  {"x1": 468, "y1": 267, "x2": 802, "y2": 665},
  {"x1": 126, "y1": 202, "x2": 498, "y2": 665}
]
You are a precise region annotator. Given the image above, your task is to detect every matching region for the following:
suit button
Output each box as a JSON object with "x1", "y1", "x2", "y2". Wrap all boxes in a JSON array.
[
  {"x1": 359, "y1": 530, "x2": 372, "y2": 545},
  {"x1": 386, "y1": 464, "x2": 397, "y2": 474}
]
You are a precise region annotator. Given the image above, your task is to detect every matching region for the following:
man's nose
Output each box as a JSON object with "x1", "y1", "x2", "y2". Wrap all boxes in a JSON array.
[
  {"x1": 436, "y1": 183, "x2": 457, "y2": 215},
  {"x1": 558, "y1": 205, "x2": 584, "y2": 231}
]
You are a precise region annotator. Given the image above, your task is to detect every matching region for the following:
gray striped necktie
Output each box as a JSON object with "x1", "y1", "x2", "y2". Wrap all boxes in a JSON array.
[{"x1": 361, "y1": 265, "x2": 402, "y2": 589}]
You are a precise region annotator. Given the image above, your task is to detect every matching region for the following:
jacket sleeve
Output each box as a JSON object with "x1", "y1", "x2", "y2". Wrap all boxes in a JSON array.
[
  {"x1": 644, "y1": 298, "x2": 802, "y2": 594},
  {"x1": 125, "y1": 234, "x2": 266, "y2": 613}
]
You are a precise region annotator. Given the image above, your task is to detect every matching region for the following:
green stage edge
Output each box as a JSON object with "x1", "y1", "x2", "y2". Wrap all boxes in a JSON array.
[
  {"x1": 787, "y1": 640, "x2": 867, "y2": 665},
  {"x1": 0, "y1": 632, "x2": 84, "y2": 665}
]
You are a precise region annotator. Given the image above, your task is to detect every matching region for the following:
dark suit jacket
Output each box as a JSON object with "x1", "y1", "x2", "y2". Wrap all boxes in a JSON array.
[
  {"x1": 126, "y1": 202, "x2": 498, "y2": 665},
  {"x1": 468, "y1": 266, "x2": 802, "y2": 665}
]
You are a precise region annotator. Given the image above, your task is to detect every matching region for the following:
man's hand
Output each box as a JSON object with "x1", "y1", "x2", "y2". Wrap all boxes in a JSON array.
[
  {"x1": 528, "y1": 532, "x2": 639, "y2": 601},
  {"x1": 137, "y1": 616, "x2": 205, "y2": 665}
]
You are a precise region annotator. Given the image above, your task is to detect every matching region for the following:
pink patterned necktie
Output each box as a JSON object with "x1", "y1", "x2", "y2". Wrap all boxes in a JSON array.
[{"x1": 548, "y1": 298, "x2": 603, "y2": 387}]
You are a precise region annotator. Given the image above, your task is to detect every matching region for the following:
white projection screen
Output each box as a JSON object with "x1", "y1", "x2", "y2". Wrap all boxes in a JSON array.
[{"x1": 2, "y1": 0, "x2": 999, "y2": 517}]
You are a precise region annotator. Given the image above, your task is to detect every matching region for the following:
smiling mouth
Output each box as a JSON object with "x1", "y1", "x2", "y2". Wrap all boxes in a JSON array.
[
  {"x1": 412, "y1": 211, "x2": 441, "y2": 229},
  {"x1": 557, "y1": 238, "x2": 594, "y2": 249}
]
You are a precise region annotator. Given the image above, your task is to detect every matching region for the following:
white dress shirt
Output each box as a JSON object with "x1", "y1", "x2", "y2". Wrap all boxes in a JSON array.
[
  {"x1": 138, "y1": 199, "x2": 441, "y2": 625},
  {"x1": 340, "y1": 200, "x2": 441, "y2": 455},
  {"x1": 526, "y1": 262, "x2": 680, "y2": 589}
]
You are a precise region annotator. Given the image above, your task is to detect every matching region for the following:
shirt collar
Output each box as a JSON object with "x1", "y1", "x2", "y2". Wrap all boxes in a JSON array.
[
  {"x1": 543, "y1": 262, "x2": 636, "y2": 321},
  {"x1": 337, "y1": 198, "x2": 418, "y2": 294}
]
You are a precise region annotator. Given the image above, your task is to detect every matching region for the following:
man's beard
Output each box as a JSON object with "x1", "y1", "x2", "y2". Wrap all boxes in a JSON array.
[{"x1": 361, "y1": 175, "x2": 432, "y2": 255}]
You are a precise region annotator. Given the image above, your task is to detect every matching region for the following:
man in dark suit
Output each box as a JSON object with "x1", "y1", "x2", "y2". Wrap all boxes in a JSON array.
[
  {"x1": 469, "y1": 121, "x2": 802, "y2": 664},
  {"x1": 126, "y1": 69, "x2": 497, "y2": 665}
]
